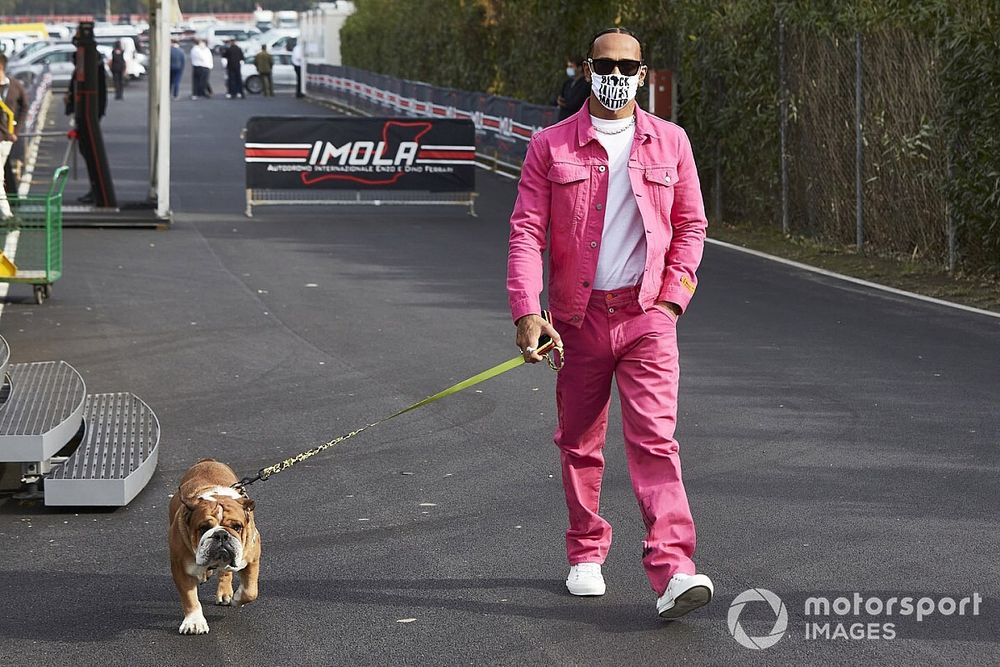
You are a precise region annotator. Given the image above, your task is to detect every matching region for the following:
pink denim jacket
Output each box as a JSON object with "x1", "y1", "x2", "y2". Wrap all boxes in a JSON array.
[{"x1": 507, "y1": 104, "x2": 708, "y2": 327}]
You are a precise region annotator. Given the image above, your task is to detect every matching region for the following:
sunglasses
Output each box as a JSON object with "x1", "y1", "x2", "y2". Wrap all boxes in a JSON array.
[{"x1": 587, "y1": 57, "x2": 644, "y2": 77}]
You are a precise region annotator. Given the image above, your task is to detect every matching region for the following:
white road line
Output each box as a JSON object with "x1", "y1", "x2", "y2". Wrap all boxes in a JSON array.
[
  {"x1": 421, "y1": 145, "x2": 476, "y2": 150},
  {"x1": 475, "y1": 162, "x2": 517, "y2": 180},
  {"x1": 706, "y1": 237, "x2": 1000, "y2": 320}
]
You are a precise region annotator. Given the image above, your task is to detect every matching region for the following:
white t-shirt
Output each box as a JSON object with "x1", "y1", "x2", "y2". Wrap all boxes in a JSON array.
[
  {"x1": 591, "y1": 114, "x2": 646, "y2": 290},
  {"x1": 191, "y1": 44, "x2": 214, "y2": 69}
]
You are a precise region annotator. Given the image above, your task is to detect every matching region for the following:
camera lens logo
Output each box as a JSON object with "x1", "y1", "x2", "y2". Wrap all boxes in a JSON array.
[{"x1": 728, "y1": 588, "x2": 788, "y2": 650}]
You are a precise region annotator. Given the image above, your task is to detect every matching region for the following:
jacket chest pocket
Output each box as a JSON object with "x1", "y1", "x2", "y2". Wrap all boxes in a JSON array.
[
  {"x1": 547, "y1": 163, "x2": 590, "y2": 231},
  {"x1": 642, "y1": 165, "x2": 679, "y2": 218}
]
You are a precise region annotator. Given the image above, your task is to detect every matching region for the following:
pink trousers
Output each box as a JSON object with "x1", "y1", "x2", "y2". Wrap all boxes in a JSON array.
[{"x1": 554, "y1": 287, "x2": 696, "y2": 595}]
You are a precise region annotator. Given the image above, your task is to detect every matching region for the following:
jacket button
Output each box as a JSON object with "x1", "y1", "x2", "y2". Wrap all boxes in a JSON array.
[
  {"x1": 595, "y1": 203, "x2": 603, "y2": 211},
  {"x1": 665, "y1": 175, "x2": 671, "y2": 183},
  {"x1": 582, "y1": 281, "x2": 589, "y2": 287},
  {"x1": 598, "y1": 165, "x2": 606, "y2": 173},
  {"x1": 571, "y1": 315, "x2": 580, "y2": 322},
  {"x1": 608, "y1": 307, "x2": 615, "y2": 314},
  {"x1": 590, "y1": 241, "x2": 597, "y2": 248}
]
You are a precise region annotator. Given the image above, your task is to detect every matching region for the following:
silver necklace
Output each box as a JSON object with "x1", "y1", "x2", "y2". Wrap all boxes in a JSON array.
[{"x1": 593, "y1": 116, "x2": 635, "y2": 135}]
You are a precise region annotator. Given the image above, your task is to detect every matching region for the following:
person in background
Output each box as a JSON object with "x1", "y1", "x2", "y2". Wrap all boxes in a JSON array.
[
  {"x1": 63, "y1": 48, "x2": 108, "y2": 204},
  {"x1": 290, "y1": 38, "x2": 304, "y2": 98},
  {"x1": 109, "y1": 39, "x2": 126, "y2": 100},
  {"x1": 254, "y1": 44, "x2": 274, "y2": 97},
  {"x1": 169, "y1": 40, "x2": 185, "y2": 100},
  {"x1": 223, "y1": 39, "x2": 245, "y2": 99},
  {"x1": 556, "y1": 55, "x2": 590, "y2": 121},
  {"x1": 189, "y1": 39, "x2": 213, "y2": 100},
  {"x1": 0, "y1": 54, "x2": 27, "y2": 220}
]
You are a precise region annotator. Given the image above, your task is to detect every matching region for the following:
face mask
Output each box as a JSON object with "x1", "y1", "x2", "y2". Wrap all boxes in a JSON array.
[
  {"x1": 590, "y1": 72, "x2": 639, "y2": 112},
  {"x1": 566, "y1": 66, "x2": 577, "y2": 78}
]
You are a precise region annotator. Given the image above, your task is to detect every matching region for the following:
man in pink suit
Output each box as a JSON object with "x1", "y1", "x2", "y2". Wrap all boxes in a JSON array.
[{"x1": 507, "y1": 27, "x2": 713, "y2": 620}]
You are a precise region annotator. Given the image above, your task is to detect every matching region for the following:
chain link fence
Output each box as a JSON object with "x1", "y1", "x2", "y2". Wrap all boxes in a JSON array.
[{"x1": 782, "y1": 24, "x2": 950, "y2": 267}]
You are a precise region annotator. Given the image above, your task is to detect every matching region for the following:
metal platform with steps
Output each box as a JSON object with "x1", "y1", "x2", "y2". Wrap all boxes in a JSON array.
[
  {"x1": 44, "y1": 393, "x2": 160, "y2": 506},
  {"x1": 0, "y1": 361, "x2": 86, "y2": 461},
  {"x1": 0, "y1": 335, "x2": 159, "y2": 506}
]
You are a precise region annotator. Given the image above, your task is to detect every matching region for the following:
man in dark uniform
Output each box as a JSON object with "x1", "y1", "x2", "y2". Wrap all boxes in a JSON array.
[
  {"x1": 109, "y1": 40, "x2": 126, "y2": 100},
  {"x1": 65, "y1": 36, "x2": 111, "y2": 205},
  {"x1": 224, "y1": 39, "x2": 245, "y2": 99}
]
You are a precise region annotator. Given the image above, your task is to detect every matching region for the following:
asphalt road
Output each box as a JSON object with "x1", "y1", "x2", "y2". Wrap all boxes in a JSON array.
[{"x1": 0, "y1": 73, "x2": 998, "y2": 667}]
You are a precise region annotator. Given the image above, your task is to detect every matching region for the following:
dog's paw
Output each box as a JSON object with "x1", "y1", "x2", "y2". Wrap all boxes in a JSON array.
[
  {"x1": 215, "y1": 592, "x2": 233, "y2": 605},
  {"x1": 178, "y1": 611, "x2": 210, "y2": 635},
  {"x1": 230, "y1": 589, "x2": 243, "y2": 607}
]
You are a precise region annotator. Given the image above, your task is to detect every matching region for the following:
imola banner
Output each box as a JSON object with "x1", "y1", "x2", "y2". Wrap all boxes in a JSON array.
[{"x1": 244, "y1": 116, "x2": 476, "y2": 192}]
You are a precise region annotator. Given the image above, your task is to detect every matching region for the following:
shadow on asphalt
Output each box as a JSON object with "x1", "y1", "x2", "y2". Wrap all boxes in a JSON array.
[{"x1": 0, "y1": 570, "x2": 682, "y2": 640}]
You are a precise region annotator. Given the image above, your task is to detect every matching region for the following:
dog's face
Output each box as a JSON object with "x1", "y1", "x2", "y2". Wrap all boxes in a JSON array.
[{"x1": 181, "y1": 487, "x2": 256, "y2": 571}]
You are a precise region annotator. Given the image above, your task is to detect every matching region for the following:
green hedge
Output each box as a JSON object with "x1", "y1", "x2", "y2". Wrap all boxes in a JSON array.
[
  {"x1": 342, "y1": 0, "x2": 1000, "y2": 275},
  {"x1": 939, "y1": 1, "x2": 1000, "y2": 274}
]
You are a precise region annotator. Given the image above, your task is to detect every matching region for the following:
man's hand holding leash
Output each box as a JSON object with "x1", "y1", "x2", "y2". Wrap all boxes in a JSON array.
[{"x1": 516, "y1": 312, "x2": 563, "y2": 364}]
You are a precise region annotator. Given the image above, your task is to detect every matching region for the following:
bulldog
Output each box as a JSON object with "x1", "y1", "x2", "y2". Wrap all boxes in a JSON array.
[{"x1": 168, "y1": 458, "x2": 262, "y2": 635}]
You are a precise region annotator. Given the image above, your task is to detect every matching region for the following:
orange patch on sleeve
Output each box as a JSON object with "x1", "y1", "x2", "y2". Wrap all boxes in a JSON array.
[{"x1": 680, "y1": 276, "x2": 697, "y2": 294}]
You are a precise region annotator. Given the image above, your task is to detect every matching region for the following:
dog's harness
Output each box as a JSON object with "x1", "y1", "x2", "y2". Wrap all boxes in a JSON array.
[{"x1": 234, "y1": 314, "x2": 564, "y2": 491}]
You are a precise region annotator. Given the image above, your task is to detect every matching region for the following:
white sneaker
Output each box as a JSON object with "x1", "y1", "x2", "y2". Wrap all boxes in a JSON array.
[
  {"x1": 566, "y1": 562, "x2": 606, "y2": 596},
  {"x1": 656, "y1": 572, "x2": 714, "y2": 619}
]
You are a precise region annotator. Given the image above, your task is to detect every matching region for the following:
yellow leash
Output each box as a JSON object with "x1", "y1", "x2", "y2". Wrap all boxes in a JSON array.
[{"x1": 235, "y1": 334, "x2": 563, "y2": 490}]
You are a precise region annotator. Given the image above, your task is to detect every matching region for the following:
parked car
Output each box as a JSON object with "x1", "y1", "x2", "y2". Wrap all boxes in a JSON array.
[
  {"x1": 9, "y1": 44, "x2": 84, "y2": 84},
  {"x1": 242, "y1": 52, "x2": 296, "y2": 94},
  {"x1": 8, "y1": 39, "x2": 53, "y2": 62},
  {"x1": 8, "y1": 43, "x2": 141, "y2": 86}
]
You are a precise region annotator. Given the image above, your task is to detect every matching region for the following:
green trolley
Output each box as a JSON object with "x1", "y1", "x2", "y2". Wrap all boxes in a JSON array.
[{"x1": 0, "y1": 166, "x2": 68, "y2": 304}]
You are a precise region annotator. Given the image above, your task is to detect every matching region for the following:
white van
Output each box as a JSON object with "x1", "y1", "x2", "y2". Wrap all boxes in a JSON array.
[
  {"x1": 275, "y1": 11, "x2": 298, "y2": 29},
  {"x1": 45, "y1": 24, "x2": 73, "y2": 41},
  {"x1": 91, "y1": 26, "x2": 146, "y2": 79},
  {"x1": 242, "y1": 28, "x2": 299, "y2": 57}
]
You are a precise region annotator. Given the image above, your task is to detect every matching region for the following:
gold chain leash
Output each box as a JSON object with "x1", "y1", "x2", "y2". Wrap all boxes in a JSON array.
[{"x1": 234, "y1": 336, "x2": 564, "y2": 491}]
